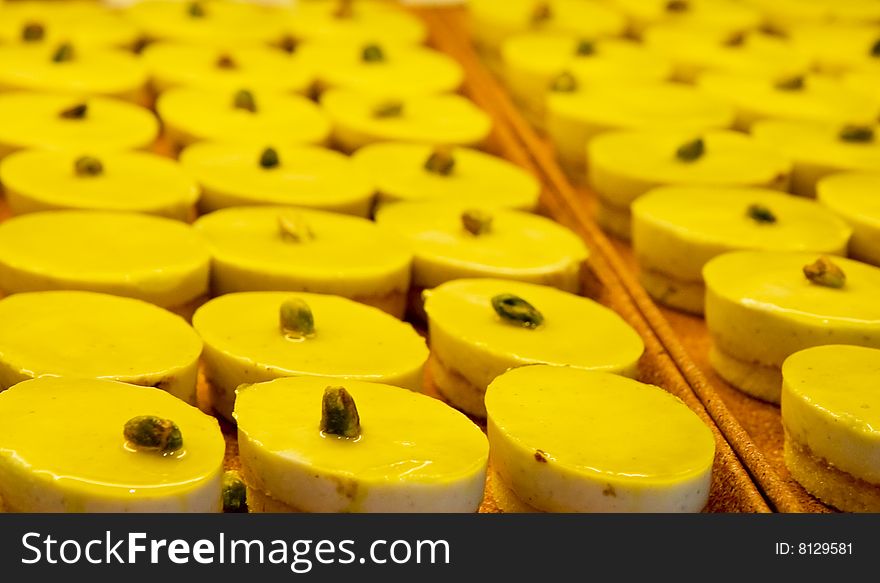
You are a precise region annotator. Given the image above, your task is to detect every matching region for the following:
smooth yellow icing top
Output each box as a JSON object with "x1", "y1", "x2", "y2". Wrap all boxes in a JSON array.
[
  {"x1": 298, "y1": 41, "x2": 463, "y2": 98},
  {"x1": 157, "y1": 87, "x2": 330, "y2": 146},
  {"x1": 703, "y1": 251, "x2": 880, "y2": 324},
  {"x1": 752, "y1": 120, "x2": 880, "y2": 171},
  {"x1": 608, "y1": 0, "x2": 762, "y2": 34},
  {"x1": 126, "y1": 0, "x2": 288, "y2": 47},
  {"x1": 0, "y1": 377, "x2": 224, "y2": 506},
  {"x1": 842, "y1": 71, "x2": 880, "y2": 109},
  {"x1": 320, "y1": 89, "x2": 493, "y2": 148},
  {"x1": 818, "y1": 172, "x2": 880, "y2": 230},
  {"x1": 0, "y1": 290, "x2": 202, "y2": 388},
  {"x1": 698, "y1": 73, "x2": 880, "y2": 126},
  {"x1": 194, "y1": 291, "x2": 427, "y2": 382},
  {"x1": 548, "y1": 82, "x2": 734, "y2": 132},
  {"x1": 787, "y1": 24, "x2": 880, "y2": 73},
  {"x1": 746, "y1": 0, "x2": 880, "y2": 31},
  {"x1": 234, "y1": 377, "x2": 488, "y2": 483},
  {"x1": 0, "y1": 44, "x2": 146, "y2": 98},
  {"x1": 375, "y1": 201, "x2": 588, "y2": 286},
  {"x1": 286, "y1": 0, "x2": 427, "y2": 45},
  {"x1": 0, "y1": 1, "x2": 140, "y2": 48},
  {"x1": 0, "y1": 149, "x2": 199, "y2": 217},
  {"x1": 193, "y1": 206, "x2": 412, "y2": 297},
  {"x1": 142, "y1": 42, "x2": 315, "y2": 94},
  {"x1": 180, "y1": 142, "x2": 373, "y2": 213},
  {"x1": 424, "y1": 278, "x2": 644, "y2": 370},
  {"x1": 352, "y1": 142, "x2": 539, "y2": 209},
  {"x1": 0, "y1": 210, "x2": 210, "y2": 308},
  {"x1": 588, "y1": 130, "x2": 791, "y2": 203},
  {"x1": 485, "y1": 365, "x2": 716, "y2": 482},
  {"x1": 0, "y1": 92, "x2": 158, "y2": 154},
  {"x1": 470, "y1": 0, "x2": 626, "y2": 43}
]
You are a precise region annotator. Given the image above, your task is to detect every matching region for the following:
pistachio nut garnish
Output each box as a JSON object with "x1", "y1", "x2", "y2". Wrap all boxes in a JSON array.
[
  {"x1": 746, "y1": 204, "x2": 776, "y2": 224},
  {"x1": 321, "y1": 386, "x2": 361, "y2": 439},
  {"x1": 280, "y1": 296, "x2": 316, "y2": 338},
  {"x1": 461, "y1": 208, "x2": 493, "y2": 236},
  {"x1": 233, "y1": 89, "x2": 257, "y2": 112},
  {"x1": 803, "y1": 256, "x2": 846, "y2": 289},
  {"x1": 259, "y1": 146, "x2": 280, "y2": 169},
  {"x1": 575, "y1": 39, "x2": 596, "y2": 56},
  {"x1": 124, "y1": 416, "x2": 183, "y2": 454},
  {"x1": 774, "y1": 75, "x2": 805, "y2": 91},
  {"x1": 21, "y1": 22, "x2": 45, "y2": 42},
  {"x1": 279, "y1": 35, "x2": 298, "y2": 54},
  {"x1": 724, "y1": 32, "x2": 746, "y2": 47},
  {"x1": 491, "y1": 293, "x2": 544, "y2": 329},
  {"x1": 187, "y1": 1, "x2": 206, "y2": 18},
  {"x1": 278, "y1": 212, "x2": 314, "y2": 243},
  {"x1": 334, "y1": 0, "x2": 355, "y2": 19},
  {"x1": 222, "y1": 470, "x2": 248, "y2": 513},
  {"x1": 216, "y1": 53, "x2": 237, "y2": 69},
  {"x1": 51, "y1": 42, "x2": 75, "y2": 63},
  {"x1": 530, "y1": 2, "x2": 552, "y2": 25},
  {"x1": 424, "y1": 146, "x2": 455, "y2": 175},
  {"x1": 373, "y1": 100, "x2": 404, "y2": 118},
  {"x1": 59, "y1": 102, "x2": 88, "y2": 119},
  {"x1": 675, "y1": 137, "x2": 705, "y2": 162},
  {"x1": 870, "y1": 38, "x2": 880, "y2": 57},
  {"x1": 839, "y1": 125, "x2": 875, "y2": 143},
  {"x1": 666, "y1": 0, "x2": 689, "y2": 12},
  {"x1": 362, "y1": 44, "x2": 385, "y2": 63},
  {"x1": 74, "y1": 156, "x2": 104, "y2": 177},
  {"x1": 549, "y1": 71, "x2": 578, "y2": 93}
]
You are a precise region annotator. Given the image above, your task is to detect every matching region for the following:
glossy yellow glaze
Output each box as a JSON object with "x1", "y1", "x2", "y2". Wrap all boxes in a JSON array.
[
  {"x1": 697, "y1": 73, "x2": 880, "y2": 131},
  {"x1": 818, "y1": 172, "x2": 880, "y2": 265},
  {"x1": 787, "y1": 24, "x2": 880, "y2": 74},
  {"x1": 193, "y1": 206, "x2": 412, "y2": 310},
  {"x1": 0, "y1": 92, "x2": 158, "y2": 156},
  {"x1": 0, "y1": 291, "x2": 202, "y2": 403},
  {"x1": 608, "y1": 0, "x2": 762, "y2": 36},
  {"x1": 0, "y1": 377, "x2": 224, "y2": 512},
  {"x1": 546, "y1": 81, "x2": 734, "y2": 169},
  {"x1": 142, "y1": 42, "x2": 315, "y2": 95},
  {"x1": 375, "y1": 201, "x2": 588, "y2": 291},
  {"x1": 0, "y1": 210, "x2": 210, "y2": 309},
  {"x1": 180, "y1": 142, "x2": 373, "y2": 216},
  {"x1": 353, "y1": 142, "x2": 538, "y2": 210},
  {"x1": 193, "y1": 291, "x2": 429, "y2": 420},
  {"x1": 286, "y1": 0, "x2": 426, "y2": 45},
  {"x1": 157, "y1": 87, "x2": 330, "y2": 148},
  {"x1": 0, "y1": 1, "x2": 140, "y2": 49},
  {"x1": 0, "y1": 44, "x2": 146, "y2": 100},
  {"x1": 234, "y1": 377, "x2": 488, "y2": 512},
  {"x1": 320, "y1": 89, "x2": 492, "y2": 152},
  {"x1": 424, "y1": 278, "x2": 644, "y2": 415},
  {"x1": 782, "y1": 345, "x2": 880, "y2": 485},
  {"x1": 744, "y1": 0, "x2": 880, "y2": 33},
  {"x1": 501, "y1": 33, "x2": 672, "y2": 118},
  {"x1": 752, "y1": 120, "x2": 880, "y2": 197},
  {"x1": 0, "y1": 149, "x2": 199, "y2": 220},
  {"x1": 485, "y1": 365, "x2": 715, "y2": 512},
  {"x1": 298, "y1": 41, "x2": 463, "y2": 98}
]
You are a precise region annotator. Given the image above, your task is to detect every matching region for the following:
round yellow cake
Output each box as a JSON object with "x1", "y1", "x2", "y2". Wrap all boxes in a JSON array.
[{"x1": 817, "y1": 172, "x2": 880, "y2": 266}]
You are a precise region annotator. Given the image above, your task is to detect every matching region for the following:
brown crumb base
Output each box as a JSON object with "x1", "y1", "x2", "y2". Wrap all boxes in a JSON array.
[
  {"x1": 709, "y1": 345, "x2": 782, "y2": 404},
  {"x1": 596, "y1": 200, "x2": 632, "y2": 241},
  {"x1": 486, "y1": 468, "x2": 543, "y2": 513},
  {"x1": 245, "y1": 485, "x2": 302, "y2": 513},
  {"x1": 427, "y1": 356, "x2": 487, "y2": 418},
  {"x1": 784, "y1": 432, "x2": 880, "y2": 513},
  {"x1": 638, "y1": 267, "x2": 706, "y2": 315}
]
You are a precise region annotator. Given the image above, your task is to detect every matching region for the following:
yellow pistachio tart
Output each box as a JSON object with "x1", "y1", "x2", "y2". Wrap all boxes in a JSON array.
[
  {"x1": 194, "y1": 291, "x2": 428, "y2": 421},
  {"x1": 193, "y1": 206, "x2": 412, "y2": 317},
  {"x1": 697, "y1": 73, "x2": 880, "y2": 131},
  {"x1": 424, "y1": 278, "x2": 644, "y2": 417},
  {"x1": 0, "y1": 210, "x2": 210, "y2": 310},
  {"x1": 0, "y1": 377, "x2": 224, "y2": 512},
  {"x1": 817, "y1": 172, "x2": 880, "y2": 266},
  {"x1": 0, "y1": 291, "x2": 202, "y2": 403},
  {"x1": 632, "y1": 186, "x2": 852, "y2": 314},
  {"x1": 0, "y1": 149, "x2": 199, "y2": 220},
  {"x1": 156, "y1": 87, "x2": 330, "y2": 150},
  {"x1": 501, "y1": 33, "x2": 672, "y2": 119},
  {"x1": 781, "y1": 345, "x2": 880, "y2": 512},
  {"x1": 587, "y1": 129, "x2": 791, "y2": 239},
  {"x1": 0, "y1": 92, "x2": 158, "y2": 157},
  {"x1": 745, "y1": 0, "x2": 880, "y2": 33},
  {"x1": 546, "y1": 82, "x2": 734, "y2": 171},
  {"x1": 353, "y1": 142, "x2": 539, "y2": 210},
  {"x1": 320, "y1": 89, "x2": 492, "y2": 152},
  {"x1": 704, "y1": 251, "x2": 880, "y2": 403},
  {"x1": 0, "y1": 1, "x2": 141, "y2": 49},
  {"x1": 297, "y1": 41, "x2": 463, "y2": 98},
  {"x1": 180, "y1": 142, "x2": 373, "y2": 216},
  {"x1": 375, "y1": 201, "x2": 588, "y2": 293},
  {"x1": 485, "y1": 365, "x2": 715, "y2": 512},
  {"x1": 752, "y1": 120, "x2": 880, "y2": 197},
  {"x1": 234, "y1": 377, "x2": 488, "y2": 512},
  {"x1": 141, "y1": 42, "x2": 315, "y2": 95},
  {"x1": 607, "y1": 0, "x2": 762, "y2": 37},
  {"x1": 286, "y1": 0, "x2": 427, "y2": 46}
]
